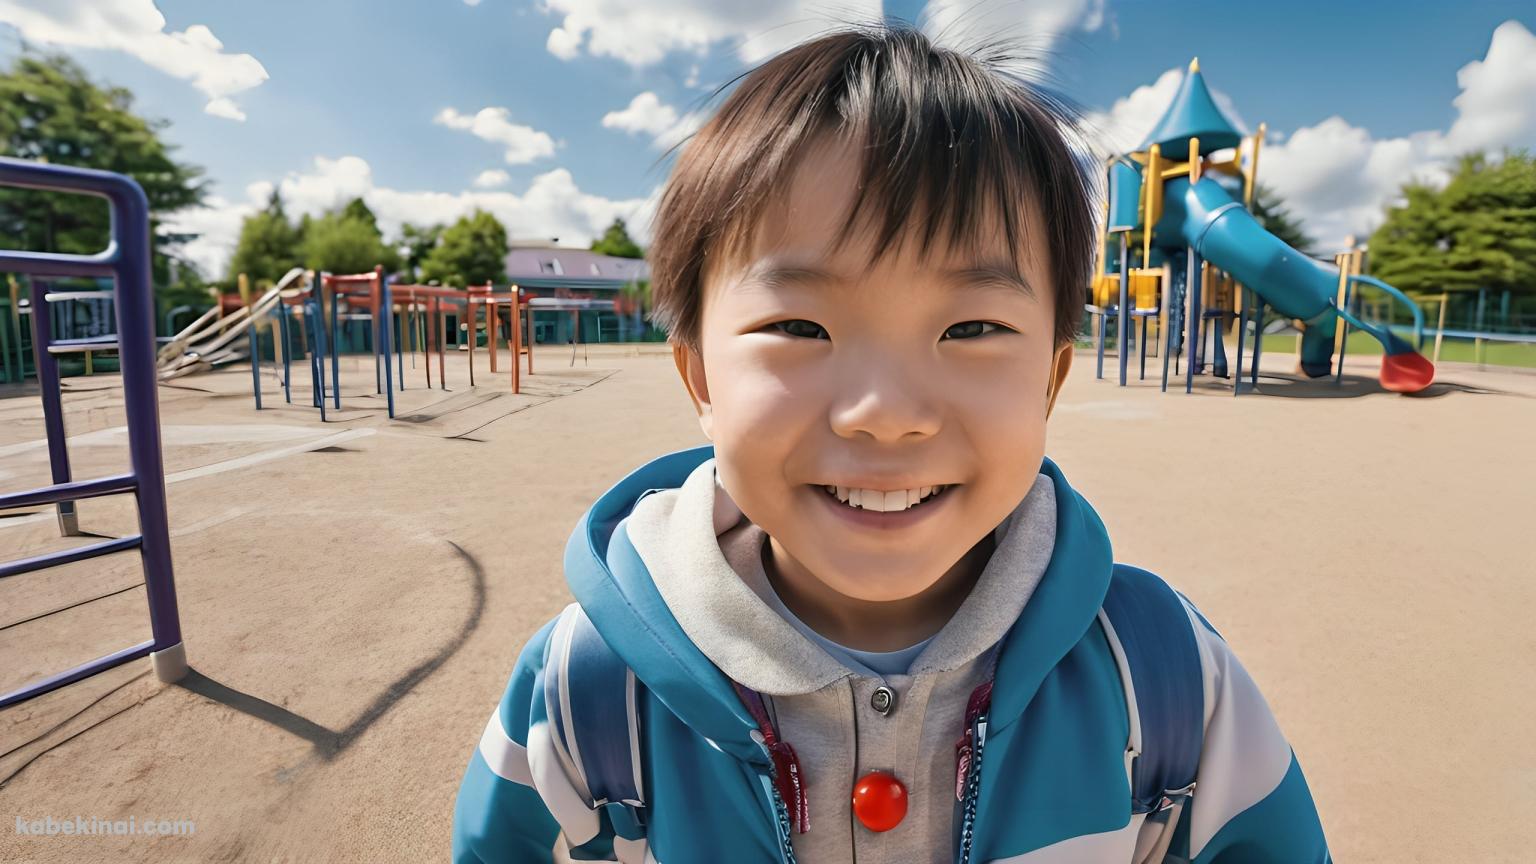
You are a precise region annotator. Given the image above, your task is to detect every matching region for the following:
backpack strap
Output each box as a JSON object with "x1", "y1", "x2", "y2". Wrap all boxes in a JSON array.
[
  {"x1": 544, "y1": 602, "x2": 649, "y2": 851},
  {"x1": 1098, "y1": 564, "x2": 1204, "y2": 829}
]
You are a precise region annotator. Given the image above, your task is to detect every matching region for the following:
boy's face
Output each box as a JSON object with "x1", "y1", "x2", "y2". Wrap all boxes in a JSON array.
[{"x1": 675, "y1": 138, "x2": 1072, "y2": 604}]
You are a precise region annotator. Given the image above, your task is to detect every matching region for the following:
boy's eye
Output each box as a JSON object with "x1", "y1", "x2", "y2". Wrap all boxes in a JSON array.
[
  {"x1": 771, "y1": 320, "x2": 829, "y2": 339},
  {"x1": 769, "y1": 320, "x2": 1010, "y2": 340},
  {"x1": 942, "y1": 321, "x2": 1006, "y2": 340}
]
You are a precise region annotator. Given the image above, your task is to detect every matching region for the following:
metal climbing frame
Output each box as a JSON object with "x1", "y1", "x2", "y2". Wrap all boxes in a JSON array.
[{"x1": 0, "y1": 157, "x2": 188, "y2": 709}]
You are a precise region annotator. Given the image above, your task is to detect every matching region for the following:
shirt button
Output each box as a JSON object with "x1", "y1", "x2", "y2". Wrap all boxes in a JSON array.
[{"x1": 871, "y1": 685, "x2": 896, "y2": 716}]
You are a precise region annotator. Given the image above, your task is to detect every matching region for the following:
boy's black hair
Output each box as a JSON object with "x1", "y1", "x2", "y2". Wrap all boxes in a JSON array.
[{"x1": 647, "y1": 22, "x2": 1098, "y2": 350}]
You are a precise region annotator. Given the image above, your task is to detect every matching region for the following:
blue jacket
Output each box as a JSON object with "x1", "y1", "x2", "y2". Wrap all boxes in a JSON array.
[{"x1": 453, "y1": 445, "x2": 1330, "y2": 862}]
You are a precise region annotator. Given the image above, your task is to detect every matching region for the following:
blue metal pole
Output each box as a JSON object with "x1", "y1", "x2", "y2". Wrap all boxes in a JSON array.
[
  {"x1": 326, "y1": 275, "x2": 341, "y2": 409},
  {"x1": 1234, "y1": 287, "x2": 1247, "y2": 397},
  {"x1": 1251, "y1": 299, "x2": 1266, "y2": 388},
  {"x1": 248, "y1": 318, "x2": 262, "y2": 410},
  {"x1": 103, "y1": 169, "x2": 184, "y2": 664},
  {"x1": 314, "y1": 292, "x2": 331, "y2": 421},
  {"x1": 306, "y1": 301, "x2": 321, "y2": 408},
  {"x1": 1185, "y1": 249, "x2": 1202, "y2": 394},
  {"x1": 308, "y1": 298, "x2": 327, "y2": 421},
  {"x1": 1139, "y1": 316, "x2": 1149, "y2": 380},
  {"x1": 381, "y1": 275, "x2": 395, "y2": 418},
  {"x1": 278, "y1": 301, "x2": 292, "y2": 403},
  {"x1": 28, "y1": 279, "x2": 78, "y2": 535},
  {"x1": 1117, "y1": 233, "x2": 1130, "y2": 386},
  {"x1": 1095, "y1": 308, "x2": 1106, "y2": 379},
  {"x1": 1162, "y1": 267, "x2": 1182, "y2": 393}
]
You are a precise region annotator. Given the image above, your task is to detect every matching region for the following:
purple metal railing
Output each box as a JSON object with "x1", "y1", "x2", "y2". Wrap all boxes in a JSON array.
[{"x1": 0, "y1": 156, "x2": 187, "y2": 709}]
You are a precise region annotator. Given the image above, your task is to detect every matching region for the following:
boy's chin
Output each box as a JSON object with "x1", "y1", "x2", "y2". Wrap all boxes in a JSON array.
[{"x1": 807, "y1": 558, "x2": 958, "y2": 604}]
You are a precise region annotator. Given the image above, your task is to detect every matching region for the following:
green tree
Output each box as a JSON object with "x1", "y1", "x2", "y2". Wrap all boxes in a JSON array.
[
  {"x1": 421, "y1": 209, "x2": 508, "y2": 287},
  {"x1": 302, "y1": 207, "x2": 398, "y2": 276},
  {"x1": 0, "y1": 52, "x2": 205, "y2": 287},
  {"x1": 397, "y1": 222, "x2": 444, "y2": 281},
  {"x1": 590, "y1": 217, "x2": 643, "y2": 259},
  {"x1": 228, "y1": 190, "x2": 301, "y2": 285},
  {"x1": 1249, "y1": 182, "x2": 1313, "y2": 255},
  {"x1": 342, "y1": 197, "x2": 379, "y2": 234},
  {"x1": 1370, "y1": 151, "x2": 1536, "y2": 297}
]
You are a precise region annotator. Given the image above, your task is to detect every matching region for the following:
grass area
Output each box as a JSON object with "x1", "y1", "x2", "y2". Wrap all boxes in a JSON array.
[
  {"x1": 1079, "y1": 326, "x2": 1536, "y2": 370},
  {"x1": 1254, "y1": 331, "x2": 1536, "y2": 369}
]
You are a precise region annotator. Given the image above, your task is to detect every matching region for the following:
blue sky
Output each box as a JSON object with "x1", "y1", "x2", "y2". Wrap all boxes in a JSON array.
[{"x1": 2, "y1": 1, "x2": 1533, "y2": 277}]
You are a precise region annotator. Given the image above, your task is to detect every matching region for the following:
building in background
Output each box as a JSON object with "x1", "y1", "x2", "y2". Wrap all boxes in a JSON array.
[{"x1": 505, "y1": 240, "x2": 655, "y2": 344}]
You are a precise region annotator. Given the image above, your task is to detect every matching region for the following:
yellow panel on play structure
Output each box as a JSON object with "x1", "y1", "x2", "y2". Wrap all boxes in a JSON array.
[{"x1": 1131, "y1": 269, "x2": 1162, "y2": 311}]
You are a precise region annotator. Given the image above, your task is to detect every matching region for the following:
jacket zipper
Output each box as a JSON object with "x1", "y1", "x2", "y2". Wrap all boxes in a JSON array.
[{"x1": 956, "y1": 713, "x2": 989, "y2": 864}]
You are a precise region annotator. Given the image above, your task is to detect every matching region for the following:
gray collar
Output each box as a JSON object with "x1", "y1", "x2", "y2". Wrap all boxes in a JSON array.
[{"x1": 624, "y1": 459, "x2": 1057, "y2": 695}]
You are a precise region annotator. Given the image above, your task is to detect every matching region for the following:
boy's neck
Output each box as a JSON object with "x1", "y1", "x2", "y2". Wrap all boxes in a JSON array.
[{"x1": 761, "y1": 532, "x2": 996, "y2": 653}]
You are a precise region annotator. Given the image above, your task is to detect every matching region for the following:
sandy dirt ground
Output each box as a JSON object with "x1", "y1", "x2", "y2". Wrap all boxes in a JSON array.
[{"x1": 0, "y1": 342, "x2": 1531, "y2": 863}]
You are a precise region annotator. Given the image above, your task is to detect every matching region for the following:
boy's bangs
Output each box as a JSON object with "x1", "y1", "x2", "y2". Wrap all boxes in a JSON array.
[{"x1": 720, "y1": 119, "x2": 1038, "y2": 279}]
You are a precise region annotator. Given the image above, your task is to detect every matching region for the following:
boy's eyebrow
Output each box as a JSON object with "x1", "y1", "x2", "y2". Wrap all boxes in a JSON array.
[
  {"x1": 735, "y1": 262, "x2": 1037, "y2": 299},
  {"x1": 942, "y1": 264, "x2": 1038, "y2": 300}
]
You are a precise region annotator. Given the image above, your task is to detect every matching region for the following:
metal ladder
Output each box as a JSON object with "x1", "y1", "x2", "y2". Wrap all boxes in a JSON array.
[{"x1": 0, "y1": 157, "x2": 187, "y2": 709}]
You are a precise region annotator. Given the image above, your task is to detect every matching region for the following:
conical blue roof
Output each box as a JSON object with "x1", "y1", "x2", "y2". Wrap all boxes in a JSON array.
[{"x1": 1139, "y1": 59, "x2": 1244, "y2": 157}]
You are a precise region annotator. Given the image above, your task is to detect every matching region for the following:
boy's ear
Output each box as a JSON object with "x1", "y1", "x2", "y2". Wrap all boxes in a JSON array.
[
  {"x1": 672, "y1": 342, "x2": 714, "y2": 440},
  {"x1": 1046, "y1": 342, "x2": 1073, "y2": 418}
]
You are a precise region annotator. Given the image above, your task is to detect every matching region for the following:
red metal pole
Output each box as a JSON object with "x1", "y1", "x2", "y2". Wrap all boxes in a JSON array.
[
  {"x1": 512, "y1": 292, "x2": 522, "y2": 394},
  {"x1": 422, "y1": 292, "x2": 432, "y2": 390},
  {"x1": 489, "y1": 296, "x2": 499, "y2": 374},
  {"x1": 371, "y1": 266, "x2": 382, "y2": 394}
]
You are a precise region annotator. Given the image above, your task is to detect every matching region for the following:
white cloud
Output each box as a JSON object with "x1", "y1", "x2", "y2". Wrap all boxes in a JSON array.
[
  {"x1": 1083, "y1": 20, "x2": 1536, "y2": 251},
  {"x1": 602, "y1": 91, "x2": 706, "y2": 149},
  {"x1": 0, "y1": 0, "x2": 268, "y2": 121},
  {"x1": 1263, "y1": 19, "x2": 1536, "y2": 249},
  {"x1": 161, "y1": 193, "x2": 253, "y2": 278},
  {"x1": 1438, "y1": 19, "x2": 1536, "y2": 155},
  {"x1": 921, "y1": 0, "x2": 1106, "y2": 79},
  {"x1": 434, "y1": 106, "x2": 558, "y2": 164},
  {"x1": 463, "y1": 0, "x2": 482, "y2": 5},
  {"x1": 203, "y1": 96, "x2": 246, "y2": 122},
  {"x1": 603, "y1": 92, "x2": 680, "y2": 138},
  {"x1": 163, "y1": 156, "x2": 655, "y2": 279},
  {"x1": 540, "y1": 0, "x2": 880, "y2": 68},
  {"x1": 1260, "y1": 120, "x2": 1446, "y2": 249},
  {"x1": 473, "y1": 169, "x2": 511, "y2": 188}
]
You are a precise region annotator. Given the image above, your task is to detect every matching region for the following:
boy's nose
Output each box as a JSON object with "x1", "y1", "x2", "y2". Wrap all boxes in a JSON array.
[{"x1": 827, "y1": 363, "x2": 942, "y2": 442}]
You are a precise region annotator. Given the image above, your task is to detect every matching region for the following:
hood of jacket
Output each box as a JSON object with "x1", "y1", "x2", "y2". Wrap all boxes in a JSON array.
[{"x1": 563, "y1": 444, "x2": 1114, "y2": 766}]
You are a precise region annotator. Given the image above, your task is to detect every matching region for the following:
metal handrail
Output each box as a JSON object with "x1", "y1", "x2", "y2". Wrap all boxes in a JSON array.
[{"x1": 0, "y1": 156, "x2": 187, "y2": 709}]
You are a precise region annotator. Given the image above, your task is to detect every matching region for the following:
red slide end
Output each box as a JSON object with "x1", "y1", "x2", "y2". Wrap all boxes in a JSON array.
[{"x1": 1380, "y1": 351, "x2": 1435, "y2": 393}]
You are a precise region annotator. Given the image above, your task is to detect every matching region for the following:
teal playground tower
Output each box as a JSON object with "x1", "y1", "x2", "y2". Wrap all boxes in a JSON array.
[{"x1": 1090, "y1": 59, "x2": 1436, "y2": 395}]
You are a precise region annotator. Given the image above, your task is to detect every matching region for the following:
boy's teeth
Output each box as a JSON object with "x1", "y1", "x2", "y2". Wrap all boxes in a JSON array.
[{"x1": 826, "y1": 484, "x2": 944, "y2": 513}]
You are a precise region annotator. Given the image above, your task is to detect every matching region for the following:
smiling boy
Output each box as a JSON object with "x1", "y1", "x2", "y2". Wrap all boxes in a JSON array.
[{"x1": 453, "y1": 24, "x2": 1329, "y2": 864}]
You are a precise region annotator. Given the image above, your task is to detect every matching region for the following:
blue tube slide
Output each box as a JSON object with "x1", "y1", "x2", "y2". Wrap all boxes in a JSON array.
[
  {"x1": 1158, "y1": 176, "x2": 1432, "y2": 387},
  {"x1": 1159, "y1": 175, "x2": 1343, "y2": 375}
]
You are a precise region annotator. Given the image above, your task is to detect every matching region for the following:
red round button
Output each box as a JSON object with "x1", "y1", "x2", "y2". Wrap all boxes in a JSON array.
[{"x1": 852, "y1": 771, "x2": 908, "y2": 832}]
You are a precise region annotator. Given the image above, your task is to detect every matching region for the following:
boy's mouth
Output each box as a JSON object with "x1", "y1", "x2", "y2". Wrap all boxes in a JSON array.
[{"x1": 816, "y1": 484, "x2": 951, "y2": 513}]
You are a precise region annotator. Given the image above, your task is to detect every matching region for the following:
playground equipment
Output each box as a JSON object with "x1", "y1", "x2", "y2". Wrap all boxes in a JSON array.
[
  {"x1": 155, "y1": 260, "x2": 621, "y2": 423},
  {"x1": 1090, "y1": 59, "x2": 1436, "y2": 395},
  {"x1": 0, "y1": 156, "x2": 188, "y2": 709},
  {"x1": 225, "y1": 271, "x2": 534, "y2": 420},
  {"x1": 157, "y1": 266, "x2": 308, "y2": 379}
]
